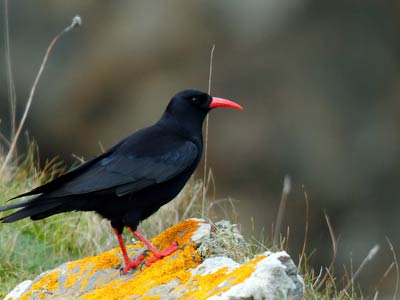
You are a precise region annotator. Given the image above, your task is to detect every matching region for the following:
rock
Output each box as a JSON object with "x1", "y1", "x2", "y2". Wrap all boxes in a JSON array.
[
  {"x1": 3, "y1": 280, "x2": 32, "y2": 300},
  {"x1": 4, "y1": 219, "x2": 304, "y2": 300}
]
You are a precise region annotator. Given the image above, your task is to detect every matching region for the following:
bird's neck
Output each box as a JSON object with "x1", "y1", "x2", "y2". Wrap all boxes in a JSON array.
[{"x1": 156, "y1": 111, "x2": 204, "y2": 142}]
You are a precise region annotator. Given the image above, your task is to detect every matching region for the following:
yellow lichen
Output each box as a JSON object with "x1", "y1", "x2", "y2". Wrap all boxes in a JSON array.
[
  {"x1": 64, "y1": 247, "x2": 121, "y2": 291},
  {"x1": 81, "y1": 219, "x2": 202, "y2": 300},
  {"x1": 19, "y1": 269, "x2": 61, "y2": 300},
  {"x1": 137, "y1": 296, "x2": 161, "y2": 300}
]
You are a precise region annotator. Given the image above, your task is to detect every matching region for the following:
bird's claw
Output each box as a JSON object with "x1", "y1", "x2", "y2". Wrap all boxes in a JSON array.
[
  {"x1": 143, "y1": 242, "x2": 179, "y2": 267},
  {"x1": 139, "y1": 260, "x2": 147, "y2": 271},
  {"x1": 120, "y1": 242, "x2": 179, "y2": 272},
  {"x1": 119, "y1": 267, "x2": 128, "y2": 276},
  {"x1": 119, "y1": 254, "x2": 146, "y2": 275}
]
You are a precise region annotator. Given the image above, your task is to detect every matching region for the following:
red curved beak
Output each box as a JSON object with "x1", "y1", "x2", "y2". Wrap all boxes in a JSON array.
[{"x1": 209, "y1": 97, "x2": 243, "y2": 110}]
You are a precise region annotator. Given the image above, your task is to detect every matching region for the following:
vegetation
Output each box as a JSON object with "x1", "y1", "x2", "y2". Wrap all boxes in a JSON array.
[{"x1": 0, "y1": 147, "x2": 110, "y2": 295}]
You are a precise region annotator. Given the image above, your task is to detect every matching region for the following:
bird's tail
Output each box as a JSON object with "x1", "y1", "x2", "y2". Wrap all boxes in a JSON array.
[{"x1": 0, "y1": 197, "x2": 71, "y2": 223}]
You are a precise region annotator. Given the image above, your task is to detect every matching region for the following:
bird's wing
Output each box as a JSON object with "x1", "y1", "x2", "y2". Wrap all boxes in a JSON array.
[
  {"x1": 55, "y1": 138, "x2": 198, "y2": 197},
  {"x1": 10, "y1": 140, "x2": 125, "y2": 200},
  {"x1": 14, "y1": 131, "x2": 199, "y2": 199},
  {"x1": 11, "y1": 123, "x2": 199, "y2": 199}
]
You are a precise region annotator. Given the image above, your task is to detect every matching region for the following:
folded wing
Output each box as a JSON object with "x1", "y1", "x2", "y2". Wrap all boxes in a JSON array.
[
  {"x1": 12, "y1": 134, "x2": 198, "y2": 200},
  {"x1": 55, "y1": 139, "x2": 198, "y2": 197}
]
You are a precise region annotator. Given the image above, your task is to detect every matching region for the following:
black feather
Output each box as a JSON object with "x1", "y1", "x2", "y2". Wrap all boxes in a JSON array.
[
  {"x1": 1, "y1": 202, "x2": 62, "y2": 223},
  {"x1": 0, "y1": 197, "x2": 36, "y2": 212}
]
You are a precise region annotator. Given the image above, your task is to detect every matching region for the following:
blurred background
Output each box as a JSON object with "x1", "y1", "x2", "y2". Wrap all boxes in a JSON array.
[{"x1": 1, "y1": 0, "x2": 399, "y2": 297}]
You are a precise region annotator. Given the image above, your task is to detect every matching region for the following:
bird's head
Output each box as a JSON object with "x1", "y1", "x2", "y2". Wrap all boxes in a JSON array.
[
  {"x1": 171, "y1": 89, "x2": 243, "y2": 112},
  {"x1": 159, "y1": 89, "x2": 243, "y2": 136}
]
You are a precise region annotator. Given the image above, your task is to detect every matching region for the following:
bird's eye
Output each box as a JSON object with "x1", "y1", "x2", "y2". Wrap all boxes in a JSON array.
[{"x1": 192, "y1": 97, "x2": 198, "y2": 103}]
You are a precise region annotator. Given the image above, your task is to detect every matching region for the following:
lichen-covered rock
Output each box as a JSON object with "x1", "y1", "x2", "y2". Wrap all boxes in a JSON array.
[{"x1": 4, "y1": 219, "x2": 304, "y2": 300}]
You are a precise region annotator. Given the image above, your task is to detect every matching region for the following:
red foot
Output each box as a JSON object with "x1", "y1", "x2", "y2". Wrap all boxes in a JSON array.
[
  {"x1": 114, "y1": 226, "x2": 179, "y2": 273},
  {"x1": 120, "y1": 254, "x2": 146, "y2": 274},
  {"x1": 113, "y1": 227, "x2": 146, "y2": 275},
  {"x1": 144, "y1": 242, "x2": 178, "y2": 266},
  {"x1": 128, "y1": 228, "x2": 179, "y2": 267}
]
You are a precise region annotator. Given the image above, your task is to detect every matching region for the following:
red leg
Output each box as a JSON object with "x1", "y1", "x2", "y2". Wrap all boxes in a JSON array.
[
  {"x1": 128, "y1": 227, "x2": 178, "y2": 266},
  {"x1": 113, "y1": 228, "x2": 145, "y2": 274}
]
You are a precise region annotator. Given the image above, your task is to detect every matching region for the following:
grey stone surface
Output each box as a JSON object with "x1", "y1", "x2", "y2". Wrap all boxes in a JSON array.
[
  {"x1": 3, "y1": 280, "x2": 32, "y2": 300},
  {"x1": 207, "y1": 251, "x2": 304, "y2": 300}
]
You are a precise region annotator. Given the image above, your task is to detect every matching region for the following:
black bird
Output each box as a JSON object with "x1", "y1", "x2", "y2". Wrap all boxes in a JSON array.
[{"x1": 0, "y1": 89, "x2": 242, "y2": 274}]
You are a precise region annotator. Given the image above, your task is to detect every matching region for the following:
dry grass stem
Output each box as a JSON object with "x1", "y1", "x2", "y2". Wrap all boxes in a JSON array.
[
  {"x1": 0, "y1": 15, "x2": 82, "y2": 178},
  {"x1": 316, "y1": 211, "x2": 338, "y2": 291},
  {"x1": 373, "y1": 291, "x2": 379, "y2": 300},
  {"x1": 298, "y1": 186, "x2": 309, "y2": 268},
  {"x1": 342, "y1": 244, "x2": 380, "y2": 293},
  {"x1": 273, "y1": 175, "x2": 291, "y2": 246},
  {"x1": 385, "y1": 237, "x2": 399, "y2": 300},
  {"x1": 71, "y1": 154, "x2": 85, "y2": 164},
  {"x1": 98, "y1": 141, "x2": 106, "y2": 153},
  {"x1": 202, "y1": 43, "x2": 215, "y2": 219},
  {"x1": 3, "y1": 0, "x2": 16, "y2": 140}
]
